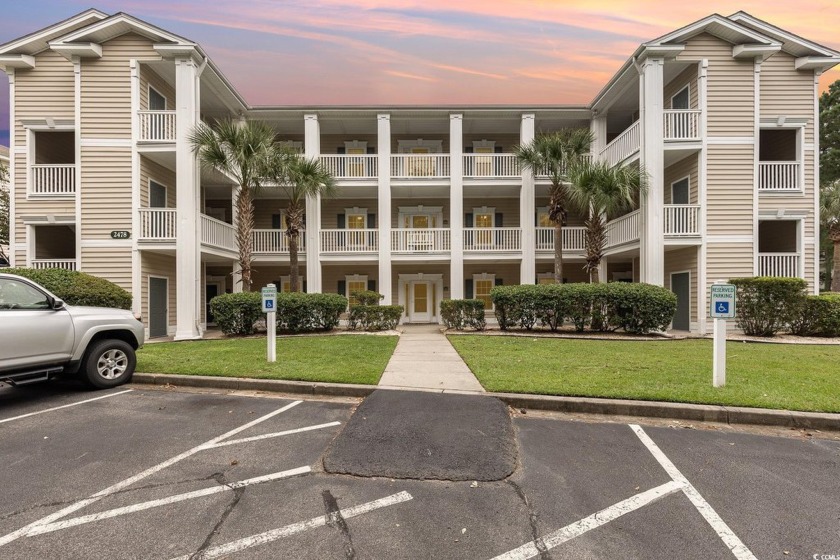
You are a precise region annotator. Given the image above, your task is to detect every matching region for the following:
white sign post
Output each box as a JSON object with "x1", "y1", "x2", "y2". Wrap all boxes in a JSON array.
[
  {"x1": 709, "y1": 281, "x2": 736, "y2": 387},
  {"x1": 261, "y1": 284, "x2": 278, "y2": 363}
]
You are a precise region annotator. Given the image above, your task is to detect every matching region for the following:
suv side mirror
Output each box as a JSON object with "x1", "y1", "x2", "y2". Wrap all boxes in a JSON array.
[{"x1": 52, "y1": 298, "x2": 65, "y2": 310}]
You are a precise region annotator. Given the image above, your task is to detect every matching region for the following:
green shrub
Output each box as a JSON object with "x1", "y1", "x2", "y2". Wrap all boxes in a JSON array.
[
  {"x1": 609, "y1": 283, "x2": 678, "y2": 334},
  {"x1": 275, "y1": 292, "x2": 347, "y2": 332},
  {"x1": 5, "y1": 267, "x2": 132, "y2": 309},
  {"x1": 440, "y1": 299, "x2": 486, "y2": 330},
  {"x1": 790, "y1": 294, "x2": 840, "y2": 337},
  {"x1": 490, "y1": 285, "x2": 541, "y2": 330},
  {"x1": 348, "y1": 305, "x2": 403, "y2": 331},
  {"x1": 209, "y1": 292, "x2": 262, "y2": 336},
  {"x1": 730, "y1": 277, "x2": 807, "y2": 336},
  {"x1": 350, "y1": 290, "x2": 383, "y2": 306}
]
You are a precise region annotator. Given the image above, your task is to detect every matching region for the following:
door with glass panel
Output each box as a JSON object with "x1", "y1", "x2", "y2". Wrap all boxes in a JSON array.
[
  {"x1": 346, "y1": 213, "x2": 367, "y2": 249},
  {"x1": 347, "y1": 147, "x2": 366, "y2": 177},
  {"x1": 409, "y1": 147, "x2": 433, "y2": 176},
  {"x1": 404, "y1": 214, "x2": 436, "y2": 251},
  {"x1": 474, "y1": 212, "x2": 494, "y2": 248},
  {"x1": 474, "y1": 146, "x2": 493, "y2": 177},
  {"x1": 474, "y1": 278, "x2": 493, "y2": 311},
  {"x1": 410, "y1": 281, "x2": 432, "y2": 322}
]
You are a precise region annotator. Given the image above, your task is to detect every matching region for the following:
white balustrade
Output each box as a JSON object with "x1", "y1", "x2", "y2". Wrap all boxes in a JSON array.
[
  {"x1": 30, "y1": 164, "x2": 75, "y2": 196},
  {"x1": 200, "y1": 214, "x2": 236, "y2": 251},
  {"x1": 463, "y1": 154, "x2": 520, "y2": 178},
  {"x1": 320, "y1": 155, "x2": 378, "y2": 179},
  {"x1": 605, "y1": 210, "x2": 641, "y2": 247},
  {"x1": 463, "y1": 227, "x2": 521, "y2": 251},
  {"x1": 138, "y1": 110, "x2": 176, "y2": 142},
  {"x1": 759, "y1": 253, "x2": 800, "y2": 278},
  {"x1": 252, "y1": 229, "x2": 306, "y2": 253},
  {"x1": 600, "y1": 121, "x2": 640, "y2": 167},
  {"x1": 758, "y1": 162, "x2": 800, "y2": 191},
  {"x1": 390, "y1": 154, "x2": 450, "y2": 178},
  {"x1": 663, "y1": 205, "x2": 700, "y2": 236},
  {"x1": 663, "y1": 110, "x2": 701, "y2": 140},
  {"x1": 535, "y1": 226, "x2": 587, "y2": 251},
  {"x1": 391, "y1": 229, "x2": 450, "y2": 253},
  {"x1": 139, "y1": 208, "x2": 177, "y2": 240},
  {"x1": 31, "y1": 259, "x2": 77, "y2": 271},
  {"x1": 320, "y1": 229, "x2": 379, "y2": 253}
]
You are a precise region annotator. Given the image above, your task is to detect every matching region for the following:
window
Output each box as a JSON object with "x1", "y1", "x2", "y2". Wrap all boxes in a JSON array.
[
  {"x1": 0, "y1": 279, "x2": 51, "y2": 310},
  {"x1": 149, "y1": 180, "x2": 167, "y2": 208},
  {"x1": 537, "y1": 209, "x2": 552, "y2": 227},
  {"x1": 475, "y1": 146, "x2": 494, "y2": 176},
  {"x1": 671, "y1": 85, "x2": 689, "y2": 110},
  {"x1": 538, "y1": 275, "x2": 555, "y2": 285},
  {"x1": 474, "y1": 278, "x2": 494, "y2": 311},
  {"x1": 346, "y1": 276, "x2": 368, "y2": 306},
  {"x1": 149, "y1": 86, "x2": 167, "y2": 111},
  {"x1": 671, "y1": 177, "x2": 689, "y2": 205},
  {"x1": 347, "y1": 214, "x2": 366, "y2": 229}
]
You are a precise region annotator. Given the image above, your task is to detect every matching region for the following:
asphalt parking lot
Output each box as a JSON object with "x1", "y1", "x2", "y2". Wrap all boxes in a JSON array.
[{"x1": 1, "y1": 381, "x2": 839, "y2": 559}]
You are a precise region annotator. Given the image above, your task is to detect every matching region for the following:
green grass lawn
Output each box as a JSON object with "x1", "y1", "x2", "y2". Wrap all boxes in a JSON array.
[
  {"x1": 137, "y1": 335, "x2": 398, "y2": 385},
  {"x1": 448, "y1": 335, "x2": 840, "y2": 413}
]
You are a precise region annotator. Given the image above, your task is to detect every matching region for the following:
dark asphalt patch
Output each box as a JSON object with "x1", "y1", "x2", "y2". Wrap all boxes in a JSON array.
[{"x1": 323, "y1": 389, "x2": 517, "y2": 481}]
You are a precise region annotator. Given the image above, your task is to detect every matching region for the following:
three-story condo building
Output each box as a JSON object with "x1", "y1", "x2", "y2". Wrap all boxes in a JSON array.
[{"x1": 1, "y1": 10, "x2": 838, "y2": 338}]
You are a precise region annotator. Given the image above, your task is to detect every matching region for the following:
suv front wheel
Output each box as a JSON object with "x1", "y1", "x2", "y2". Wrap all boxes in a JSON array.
[{"x1": 82, "y1": 339, "x2": 136, "y2": 389}]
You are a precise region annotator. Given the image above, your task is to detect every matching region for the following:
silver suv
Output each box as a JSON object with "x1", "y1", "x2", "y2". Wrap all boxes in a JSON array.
[{"x1": 0, "y1": 273, "x2": 145, "y2": 389}]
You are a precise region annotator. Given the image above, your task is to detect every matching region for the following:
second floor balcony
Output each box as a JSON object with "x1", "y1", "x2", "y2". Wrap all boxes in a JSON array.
[
  {"x1": 30, "y1": 164, "x2": 76, "y2": 196},
  {"x1": 138, "y1": 110, "x2": 177, "y2": 142},
  {"x1": 138, "y1": 208, "x2": 236, "y2": 253},
  {"x1": 391, "y1": 154, "x2": 450, "y2": 179},
  {"x1": 758, "y1": 162, "x2": 800, "y2": 191}
]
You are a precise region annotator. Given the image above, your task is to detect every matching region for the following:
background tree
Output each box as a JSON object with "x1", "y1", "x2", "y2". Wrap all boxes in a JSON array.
[
  {"x1": 820, "y1": 79, "x2": 840, "y2": 289},
  {"x1": 821, "y1": 179, "x2": 840, "y2": 292},
  {"x1": 190, "y1": 120, "x2": 276, "y2": 291},
  {"x1": 0, "y1": 160, "x2": 9, "y2": 264},
  {"x1": 271, "y1": 150, "x2": 336, "y2": 292},
  {"x1": 566, "y1": 159, "x2": 645, "y2": 282},
  {"x1": 515, "y1": 129, "x2": 593, "y2": 283}
]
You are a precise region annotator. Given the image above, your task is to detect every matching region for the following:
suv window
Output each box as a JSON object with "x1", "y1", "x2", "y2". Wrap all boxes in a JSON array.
[{"x1": 0, "y1": 278, "x2": 51, "y2": 310}]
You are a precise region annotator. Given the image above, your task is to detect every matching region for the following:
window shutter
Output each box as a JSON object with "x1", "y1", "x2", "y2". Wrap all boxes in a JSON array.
[
  {"x1": 271, "y1": 214, "x2": 282, "y2": 229},
  {"x1": 464, "y1": 146, "x2": 474, "y2": 153},
  {"x1": 367, "y1": 279, "x2": 376, "y2": 291},
  {"x1": 464, "y1": 213, "x2": 473, "y2": 228},
  {"x1": 337, "y1": 147, "x2": 346, "y2": 154},
  {"x1": 337, "y1": 214, "x2": 345, "y2": 229},
  {"x1": 465, "y1": 279, "x2": 473, "y2": 299},
  {"x1": 494, "y1": 213, "x2": 503, "y2": 227},
  {"x1": 367, "y1": 147, "x2": 375, "y2": 154},
  {"x1": 303, "y1": 281, "x2": 307, "y2": 293},
  {"x1": 495, "y1": 278, "x2": 503, "y2": 286},
  {"x1": 338, "y1": 280, "x2": 346, "y2": 296},
  {"x1": 367, "y1": 213, "x2": 376, "y2": 228},
  {"x1": 494, "y1": 146, "x2": 503, "y2": 153}
]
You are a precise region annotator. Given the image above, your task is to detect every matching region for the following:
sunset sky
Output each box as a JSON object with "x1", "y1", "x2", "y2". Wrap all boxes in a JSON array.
[{"x1": 1, "y1": 1, "x2": 839, "y2": 146}]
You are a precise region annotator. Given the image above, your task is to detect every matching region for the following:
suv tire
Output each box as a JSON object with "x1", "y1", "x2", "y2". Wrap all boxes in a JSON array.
[{"x1": 81, "y1": 339, "x2": 136, "y2": 389}]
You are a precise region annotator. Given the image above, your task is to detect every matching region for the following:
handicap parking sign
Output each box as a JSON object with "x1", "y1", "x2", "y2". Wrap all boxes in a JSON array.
[
  {"x1": 709, "y1": 284, "x2": 736, "y2": 319},
  {"x1": 715, "y1": 302, "x2": 729, "y2": 314},
  {"x1": 261, "y1": 284, "x2": 278, "y2": 313}
]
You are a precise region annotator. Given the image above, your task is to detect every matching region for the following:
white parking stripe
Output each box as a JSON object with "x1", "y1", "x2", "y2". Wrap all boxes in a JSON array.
[
  {"x1": 205, "y1": 421, "x2": 341, "y2": 448},
  {"x1": 630, "y1": 424, "x2": 758, "y2": 560},
  {"x1": 0, "y1": 400, "x2": 302, "y2": 549},
  {"x1": 491, "y1": 481, "x2": 682, "y2": 560},
  {"x1": 170, "y1": 491, "x2": 414, "y2": 560},
  {"x1": 0, "y1": 389, "x2": 133, "y2": 424},
  {"x1": 28, "y1": 466, "x2": 312, "y2": 536}
]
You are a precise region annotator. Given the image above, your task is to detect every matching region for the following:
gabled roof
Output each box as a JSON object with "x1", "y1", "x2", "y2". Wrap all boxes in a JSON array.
[
  {"x1": 644, "y1": 13, "x2": 779, "y2": 50},
  {"x1": 0, "y1": 9, "x2": 107, "y2": 56},
  {"x1": 49, "y1": 12, "x2": 196, "y2": 52},
  {"x1": 729, "y1": 12, "x2": 840, "y2": 58}
]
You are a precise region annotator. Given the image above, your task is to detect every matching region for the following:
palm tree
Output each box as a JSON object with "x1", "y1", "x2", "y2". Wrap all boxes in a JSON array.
[
  {"x1": 821, "y1": 179, "x2": 840, "y2": 292},
  {"x1": 270, "y1": 150, "x2": 336, "y2": 292},
  {"x1": 567, "y1": 159, "x2": 645, "y2": 283},
  {"x1": 515, "y1": 129, "x2": 593, "y2": 283},
  {"x1": 190, "y1": 119, "x2": 276, "y2": 291}
]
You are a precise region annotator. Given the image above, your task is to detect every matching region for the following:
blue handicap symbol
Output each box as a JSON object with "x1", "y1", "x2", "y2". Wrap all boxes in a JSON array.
[
  {"x1": 716, "y1": 302, "x2": 729, "y2": 314},
  {"x1": 265, "y1": 300, "x2": 274, "y2": 309}
]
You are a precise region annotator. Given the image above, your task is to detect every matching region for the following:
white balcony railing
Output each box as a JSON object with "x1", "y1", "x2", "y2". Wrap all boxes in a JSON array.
[
  {"x1": 758, "y1": 162, "x2": 800, "y2": 191},
  {"x1": 391, "y1": 229, "x2": 450, "y2": 253},
  {"x1": 663, "y1": 110, "x2": 701, "y2": 140},
  {"x1": 600, "y1": 121, "x2": 640, "y2": 167},
  {"x1": 391, "y1": 154, "x2": 450, "y2": 178},
  {"x1": 139, "y1": 208, "x2": 177, "y2": 241},
  {"x1": 605, "y1": 210, "x2": 641, "y2": 247},
  {"x1": 321, "y1": 229, "x2": 379, "y2": 253},
  {"x1": 464, "y1": 227, "x2": 521, "y2": 252},
  {"x1": 138, "y1": 110, "x2": 176, "y2": 142},
  {"x1": 31, "y1": 259, "x2": 77, "y2": 271},
  {"x1": 201, "y1": 214, "x2": 236, "y2": 252},
  {"x1": 320, "y1": 155, "x2": 378, "y2": 179},
  {"x1": 663, "y1": 204, "x2": 701, "y2": 236},
  {"x1": 30, "y1": 164, "x2": 75, "y2": 196},
  {"x1": 759, "y1": 253, "x2": 800, "y2": 278},
  {"x1": 463, "y1": 154, "x2": 520, "y2": 178},
  {"x1": 535, "y1": 226, "x2": 587, "y2": 251},
  {"x1": 253, "y1": 229, "x2": 306, "y2": 254}
]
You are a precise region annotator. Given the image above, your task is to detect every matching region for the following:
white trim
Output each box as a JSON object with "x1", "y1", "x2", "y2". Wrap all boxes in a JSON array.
[
  {"x1": 0, "y1": 10, "x2": 107, "y2": 56},
  {"x1": 344, "y1": 274, "x2": 369, "y2": 306},
  {"x1": 79, "y1": 138, "x2": 133, "y2": 148},
  {"x1": 343, "y1": 140, "x2": 367, "y2": 153},
  {"x1": 74, "y1": 56, "x2": 82, "y2": 272},
  {"x1": 471, "y1": 139, "x2": 496, "y2": 152},
  {"x1": 131, "y1": 59, "x2": 141, "y2": 316},
  {"x1": 753, "y1": 59, "x2": 761, "y2": 276},
  {"x1": 7, "y1": 68, "x2": 15, "y2": 266},
  {"x1": 729, "y1": 12, "x2": 839, "y2": 58},
  {"x1": 669, "y1": 270, "x2": 692, "y2": 330},
  {"x1": 670, "y1": 174, "x2": 691, "y2": 204},
  {"x1": 397, "y1": 138, "x2": 443, "y2": 153},
  {"x1": 813, "y1": 70, "x2": 822, "y2": 294},
  {"x1": 472, "y1": 272, "x2": 496, "y2": 311},
  {"x1": 397, "y1": 206, "x2": 443, "y2": 229},
  {"x1": 343, "y1": 207, "x2": 368, "y2": 229},
  {"x1": 148, "y1": 178, "x2": 169, "y2": 208},
  {"x1": 147, "y1": 274, "x2": 169, "y2": 338},
  {"x1": 670, "y1": 84, "x2": 690, "y2": 110},
  {"x1": 397, "y1": 273, "x2": 444, "y2": 324},
  {"x1": 706, "y1": 137, "x2": 754, "y2": 145},
  {"x1": 21, "y1": 121, "x2": 76, "y2": 131},
  {"x1": 697, "y1": 59, "x2": 708, "y2": 334}
]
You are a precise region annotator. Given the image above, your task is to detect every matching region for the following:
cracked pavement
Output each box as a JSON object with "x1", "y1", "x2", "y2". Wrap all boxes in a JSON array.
[{"x1": 0, "y1": 382, "x2": 838, "y2": 559}]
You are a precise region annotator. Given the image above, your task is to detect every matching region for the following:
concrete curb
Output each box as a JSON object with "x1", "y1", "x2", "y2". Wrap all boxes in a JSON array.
[{"x1": 131, "y1": 373, "x2": 840, "y2": 432}]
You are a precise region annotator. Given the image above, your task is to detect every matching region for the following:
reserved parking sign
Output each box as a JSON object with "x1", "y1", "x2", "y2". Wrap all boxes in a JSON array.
[{"x1": 709, "y1": 284, "x2": 736, "y2": 319}]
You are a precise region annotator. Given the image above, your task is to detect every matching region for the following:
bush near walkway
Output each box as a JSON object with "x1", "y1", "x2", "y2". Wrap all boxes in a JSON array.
[
  {"x1": 790, "y1": 294, "x2": 840, "y2": 337},
  {"x1": 441, "y1": 299, "x2": 486, "y2": 331},
  {"x1": 4, "y1": 267, "x2": 131, "y2": 309},
  {"x1": 731, "y1": 277, "x2": 807, "y2": 336}
]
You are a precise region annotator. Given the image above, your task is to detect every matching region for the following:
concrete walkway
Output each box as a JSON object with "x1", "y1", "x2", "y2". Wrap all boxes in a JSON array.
[{"x1": 378, "y1": 324, "x2": 485, "y2": 392}]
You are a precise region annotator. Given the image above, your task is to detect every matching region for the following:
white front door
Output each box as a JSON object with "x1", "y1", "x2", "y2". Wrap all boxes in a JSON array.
[{"x1": 409, "y1": 281, "x2": 432, "y2": 322}]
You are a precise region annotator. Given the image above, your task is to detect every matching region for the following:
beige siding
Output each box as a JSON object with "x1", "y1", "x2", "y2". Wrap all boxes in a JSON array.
[
  {"x1": 80, "y1": 146, "x2": 132, "y2": 238},
  {"x1": 463, "y1": 198, "x2": 520, "y2": 227},
  {"x1": 706, "y1": 145, "x2": 754, "y2": 235},
  {"x1": 535, "y1": 262, "x2": 588, "y2": 283},
  {"x1": 678, "y1": 33, "x2": 755, "y2": 137},
  {"x1": 462, "y1": 134, "x2": 520, "y2": 152},
  {"x1": 664, "y1": 247, "x2": 698, "y2": 325},
  {"x1": 321, "y1": 199, "x2": 381, "y2": 228},
  {"x1": 141, "y1": 252, "x2": 176, "y2": 329},
  {"x1": 321, "y1": 135, "x2": 378, "y2": 154},
  {"x1": 391, "y1": 198, "x2": 451, "y2": 227},
  {"x1": 12, "y1": 50, "x2": 74, "y2": 143},
  {"x1": 664, "y1": 154, "x2": 699, "y2": 204},
  {"x1": 12, "y1": 152, "x2": 75, "y2": 245},
  {"x1": 663, "y1": 66, "x2": 699, "y2": 109},
  {"x1": 323, "y1": 264, "x2": 380, "y2": 297},
  {"x1": 81, "y1": 33, "x2": 159, "y2": 139},
  {"x1": 760, "y1": 51, "x2": 815, "y2": 144},
  {"x1": 391, "y1": 136, "x2": 449, "y2": 153},
  {"x1": 253, "y1": 198, "x2": 288, "y2": 229},
  {"x1": 139, "y1": 157, "x2": 176, "y2": 208},
  {"x1": 82, "y1": 248, "x2": 132, "y2": 291},
  {"x1": 706, "y1": 242, "x2": 753, "y2": 286},
  {"x1": 139, "y1": 66, "x2": 175, "y2": 112}
]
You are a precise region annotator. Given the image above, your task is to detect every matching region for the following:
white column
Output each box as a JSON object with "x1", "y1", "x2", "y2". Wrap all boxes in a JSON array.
[
  {"x1": 639, "y1": 58, "x2": 665, "y2": 286},
  {"x1": 130, "y1": 60, "x2": 141, "y2": 316},
  {"x1": 174, "y1": 56, "x2": 202, "y2": 340},
  {"x1": 304, "y1": 114, "x2": 321, "y2": 292},
  {"x1": 520, "y1": 113, "x2": 536, "y2": 284},
  {"x1": 591, "y1": 113, "x2": 608, "y2": 160},
  {"x1": 698, "y1": 59, "x2": 709, "y2": 334},
  {"x1": 377, "y1": 114, "x2": 392, "y2": 300},
  {"x1": 598, "y1": 257, "x2": 608, "y2": 282},
  {"x1": 6, "y1": 68, "x2": 15, "y2": 267},
  {"x1": 449, "y1": 114, "x2": 464, "y2": 298}
]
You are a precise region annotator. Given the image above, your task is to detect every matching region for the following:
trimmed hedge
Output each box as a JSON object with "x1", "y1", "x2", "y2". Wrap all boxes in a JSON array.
[
  {"x1": 730, "y1": 277, "x2": 807, "y2": 337},
  {"x1": 209, "y1": 292, "x2": 262, "y2": 336},
  {"x1": 441, "y1": 299, "x2": 486, "y2": 330},
  {"x1": 275, "y1": 292, "x2": 347, "y2": 332},
  {"x1": 490, "y1": 282, "x2": 677, "y2": 335},
  {"x1": 5, "y1": 267, "x2": 132, "y2": 309},
  {"x1": 790, "y1": 294, "x2": 840, "y2": 337},
  {"x1": 348, "y1": 305, "x2": 403, "y2": 331},
  {"x1": 350, "y1": 290, "x2": 383, "y2": 306}
]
